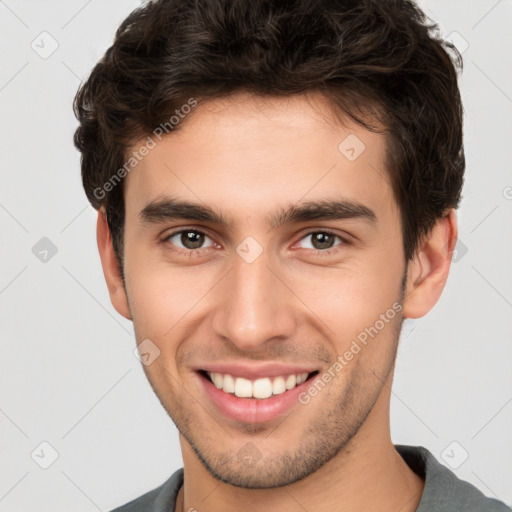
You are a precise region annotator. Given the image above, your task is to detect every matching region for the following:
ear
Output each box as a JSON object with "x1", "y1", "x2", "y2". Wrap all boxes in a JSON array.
[
  {"x1": 96, "y1": 209, "x2": 132, "y2": 320},
  {"x1": 402, "y1": 208, "x2": 458, "y2": 319}
]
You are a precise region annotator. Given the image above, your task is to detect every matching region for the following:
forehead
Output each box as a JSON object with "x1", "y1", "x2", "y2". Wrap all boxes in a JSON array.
[{"x1": 123, "y1": 92, "x2": 395, "y2": 226}]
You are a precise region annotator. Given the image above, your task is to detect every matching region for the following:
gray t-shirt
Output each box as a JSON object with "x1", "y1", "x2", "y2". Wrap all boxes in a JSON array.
[{"x1": 110, "y1": 444, "x2": 510, "y2": 511}]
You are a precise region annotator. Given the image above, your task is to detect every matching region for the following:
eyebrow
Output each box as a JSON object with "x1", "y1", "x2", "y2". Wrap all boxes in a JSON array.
[{"x1": 139, "y1": 196, "x2": 377, "y2": 230}]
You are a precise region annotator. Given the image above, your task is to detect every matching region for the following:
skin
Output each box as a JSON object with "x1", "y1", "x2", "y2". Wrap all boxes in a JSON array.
[{"x1": 97, "y1": 91, "x2": 458, "y2": 512}]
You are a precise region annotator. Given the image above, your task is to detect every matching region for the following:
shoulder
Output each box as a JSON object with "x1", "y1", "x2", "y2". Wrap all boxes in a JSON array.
[
  {"x1": 395, "y1": 444, "x2": 510, "y2": 512},
  {"x1": 108, "y1": 468, "x2": 183, "y2": 512}
]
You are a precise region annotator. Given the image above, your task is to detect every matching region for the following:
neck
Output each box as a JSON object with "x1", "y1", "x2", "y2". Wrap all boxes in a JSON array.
[{"x1": 177, "y1": 376, "x2": 424, "y2": 512}]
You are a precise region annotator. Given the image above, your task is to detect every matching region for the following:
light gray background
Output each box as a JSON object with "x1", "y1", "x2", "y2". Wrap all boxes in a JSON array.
[{"x1": 1, "y1": 1, "x2": 511, "y2": 510}]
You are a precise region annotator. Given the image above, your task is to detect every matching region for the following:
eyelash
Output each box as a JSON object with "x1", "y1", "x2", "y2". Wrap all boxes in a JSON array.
[{"x1": 161, "y1": 228, "x2": 350, "y2": 257}]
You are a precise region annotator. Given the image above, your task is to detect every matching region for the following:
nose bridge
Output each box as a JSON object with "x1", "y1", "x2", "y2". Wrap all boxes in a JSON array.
[{"x1": 211, "y1": 248, "x2": 295, "y2": 350}]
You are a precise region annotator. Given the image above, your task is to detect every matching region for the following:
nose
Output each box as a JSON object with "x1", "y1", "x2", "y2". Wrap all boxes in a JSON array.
[{"x1": 211, "y1": 247, "x2": 296, "y2": 352}]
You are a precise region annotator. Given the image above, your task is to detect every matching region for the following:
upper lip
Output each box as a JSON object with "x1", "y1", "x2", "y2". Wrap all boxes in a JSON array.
[{"x1": 195, "y1": 362, "x2": 318, "y2": 380}]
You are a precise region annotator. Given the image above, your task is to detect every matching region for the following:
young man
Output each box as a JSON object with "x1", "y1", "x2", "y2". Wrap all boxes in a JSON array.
[{"x1": 73, "y1": 1, "x2": 509, "y2": 511}]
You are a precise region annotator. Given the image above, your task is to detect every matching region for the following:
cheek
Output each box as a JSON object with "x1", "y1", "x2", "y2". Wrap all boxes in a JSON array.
[
  {"x1": 123, "y1": 245, "x2": 223, "y2": 345},
  {"x1": 285, "y1": 252, "x2": 403, "y2": 338}
]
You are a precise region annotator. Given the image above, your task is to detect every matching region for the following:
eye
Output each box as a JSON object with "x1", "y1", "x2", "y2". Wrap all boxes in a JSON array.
[
  {"x1": 164, "y1": 229, "x2": 215, "y2": 252},
  {"x1": 296, "y1": 230, "x2": 347, "y2": 252}
]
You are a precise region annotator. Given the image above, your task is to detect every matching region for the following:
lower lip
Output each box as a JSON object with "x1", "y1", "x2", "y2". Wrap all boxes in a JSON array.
[{"x1": 198, "y1": 372, "x2": 313, "y2": 423}]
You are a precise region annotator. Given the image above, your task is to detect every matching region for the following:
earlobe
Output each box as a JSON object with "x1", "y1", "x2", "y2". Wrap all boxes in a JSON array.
[
  {"x1": 402, "y1": 209, "x2": 458, "y2": 319},
  {"x1": 96, "y1": 209, "x2": 132, "y2": 320}
]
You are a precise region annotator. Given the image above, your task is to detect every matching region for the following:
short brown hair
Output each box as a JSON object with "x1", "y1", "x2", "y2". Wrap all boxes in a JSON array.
[{"x1": 73, "y1": 0, "x2": 465, "y2": 268}]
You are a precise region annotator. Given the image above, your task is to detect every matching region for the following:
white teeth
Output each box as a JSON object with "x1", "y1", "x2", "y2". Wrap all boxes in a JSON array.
[
  {"x1": 206, "y1": 371, "x2": 311, "y2": 399},
  {"x1": 234, "y1": 377, "x2": 253, "y2": 398},
  {"x1": 297, "y1": 372, "x2": 308, "y2": 384},
  {"x1": 212, "y1": 372, "x2": 223, "y2": 389},
  {"x1": 285, "y1": 374, "x2": 296, "y2": 390},
  {"x1": 253, "y1": 378, "x2": 273, "y2": 399},
  {"x1": 223, "y1": 374, "x2": 235, "y2": 393},
  {"x1": 272, "y1": 376, "x2": 286, "y2": 395}
]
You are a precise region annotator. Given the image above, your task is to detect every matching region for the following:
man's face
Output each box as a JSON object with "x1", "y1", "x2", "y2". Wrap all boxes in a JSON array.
[{"x1": 121, "y1": 92, "x2": 407, "y2": 488}]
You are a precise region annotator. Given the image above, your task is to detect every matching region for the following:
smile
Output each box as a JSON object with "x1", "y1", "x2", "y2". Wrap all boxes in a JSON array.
[
  {"x1": 205, "y1": 371, "x2": 315, "y2": 399},
  {"x1": 197, "y1": 368, "x2": 320, "y2": 423}
]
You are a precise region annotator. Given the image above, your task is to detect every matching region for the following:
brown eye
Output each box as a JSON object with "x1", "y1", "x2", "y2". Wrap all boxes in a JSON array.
[
  {"x1": 311, "y1": 232, "x2": 336, "y2": 250},
  {"x1": 165, "y1": 229, "x2": 214, "y2": 251},
  {"x1": 181, "y1": 230, "x2": 205, "y2": 249},
  {"x1": 297, "y1": 231, "x2": 345, "y2": 252}
]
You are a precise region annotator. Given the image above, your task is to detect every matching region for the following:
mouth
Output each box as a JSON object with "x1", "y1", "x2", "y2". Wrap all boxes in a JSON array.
[
  {"x1": 199, "y1": 370, "x2": 319, "y2": 399},
  {"x1": 196, "y1": 368, "x2": 320, "y2": 424}
]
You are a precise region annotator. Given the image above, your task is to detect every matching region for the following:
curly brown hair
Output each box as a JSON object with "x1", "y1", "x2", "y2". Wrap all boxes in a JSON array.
[{"x1": 73, "y1": 0, "x2": 465, "y2": 269}]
